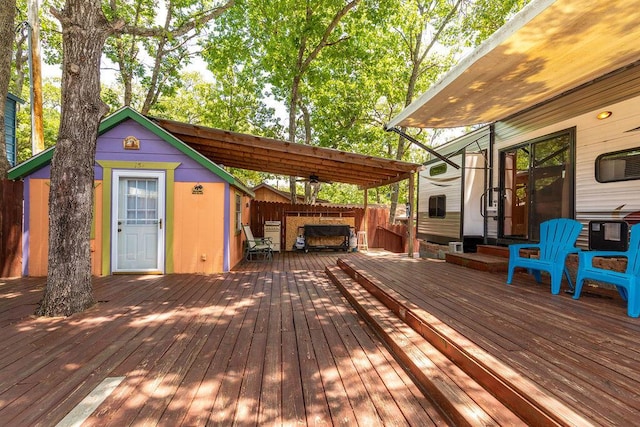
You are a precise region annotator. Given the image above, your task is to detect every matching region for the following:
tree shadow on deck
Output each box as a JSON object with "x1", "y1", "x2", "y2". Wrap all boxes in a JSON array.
[{"x1": 0, "y1": 265, "x2": 440, "y2": 425}]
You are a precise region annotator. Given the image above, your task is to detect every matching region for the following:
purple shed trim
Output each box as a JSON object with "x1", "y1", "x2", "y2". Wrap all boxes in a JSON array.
[
  {"x1": 223, "y1": 183, "x2": 230, "y2": 271},
  {"x1": 22, "y1": 178, "x2": 30, "y2": 276}
]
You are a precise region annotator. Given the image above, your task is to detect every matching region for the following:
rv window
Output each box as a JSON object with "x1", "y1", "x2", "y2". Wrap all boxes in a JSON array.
[
  {"x1": 428, "y1": 195, "x2": 446, "y2": 218},
  {"x1": 430, "y1": 163, "x2": 447, "y2": 176},
  {"x1": 596, "y1": 147, "x2": 640, "y2": 182}
]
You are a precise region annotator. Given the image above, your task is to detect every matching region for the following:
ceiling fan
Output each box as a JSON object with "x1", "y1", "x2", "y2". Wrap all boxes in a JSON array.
[{"x1": 296, "y1": 174, "x2": 332, "y2": 185}]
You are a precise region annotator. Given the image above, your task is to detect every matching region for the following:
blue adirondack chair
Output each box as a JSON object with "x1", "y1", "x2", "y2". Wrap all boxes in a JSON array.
[
  {"x1": 506, "y1": 218, "x2": 582, "y2": 294},
  {"x1": 574, "y1": 223, "x2": 640, "y2": 317}
]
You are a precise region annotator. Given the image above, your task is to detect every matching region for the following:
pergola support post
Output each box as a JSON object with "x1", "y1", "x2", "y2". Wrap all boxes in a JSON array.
[
  {"x1": 363, "y1": 187, "x2": 368, "y2": 233},
  {"x1": 408, "y1": 171, "x2": 415, "y2": 258}
]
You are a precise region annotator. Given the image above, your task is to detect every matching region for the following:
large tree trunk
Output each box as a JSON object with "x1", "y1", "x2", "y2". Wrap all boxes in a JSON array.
[
  {"x1": 0, "y1": 0, "x2": 16, "y2": 178},
  {"x1": 37, "y1": 0, "x2": 111, "y2": 316}
]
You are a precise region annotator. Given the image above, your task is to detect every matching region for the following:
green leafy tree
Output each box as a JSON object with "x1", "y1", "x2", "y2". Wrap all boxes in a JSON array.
[
  {"x1": 16, "y1": 78, "x2": 61, "y2": 161},
  {"x1": 0, "y1": 0, "x2": 16, "y2": 178},
  {"x1": 103, "y1": 0, "x2": 234, "y2": 114},
  {"x1": 207, "y1": 0, "x2": 364, "y2": 202},
  {"x1": 375, "y1": 0, "x2": 466, "y2": 222},
  {"x1": 10, "y1": 0, "x2": 61, "y2": 99},
  {"x1": 151, "y1": 70, "x2": 283, "y2": 186},
  {"x1": 460, "y1": 0, "x2": 531, "y2": 46},
  {"x1": 358, "y1": 0, "x2": 530, "y2": 222}
]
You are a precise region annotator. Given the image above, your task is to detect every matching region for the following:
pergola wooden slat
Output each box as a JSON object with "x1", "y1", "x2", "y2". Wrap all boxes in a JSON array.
[{"x1": 151, "y1": 117, "x2": 421, "y2": 190}]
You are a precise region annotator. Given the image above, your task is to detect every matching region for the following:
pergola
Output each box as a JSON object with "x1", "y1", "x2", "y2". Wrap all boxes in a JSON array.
[
  {"x1": 151, "y1": 117, "x2": 423, "y2": 255},
  {"x1": 152, "y1": 117, "x2": 420, "y2": 189}
]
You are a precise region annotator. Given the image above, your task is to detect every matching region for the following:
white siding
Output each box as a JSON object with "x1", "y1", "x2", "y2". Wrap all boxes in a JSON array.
[
  {"x1": 417, "y1": 154, "x2": 463, "y2": 241},
  {"x1": 492, "y1": 95, "x2": 640, "y2": 246}
]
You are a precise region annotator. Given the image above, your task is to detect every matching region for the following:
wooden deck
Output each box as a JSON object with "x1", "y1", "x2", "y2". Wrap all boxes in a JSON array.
[
  {"x1": 0, "y1": 251, "x2": 444, "y2": 426},
  {"x1": 1, "y1": 250, "x2": 639, "y2": 425},
  {"x1": 331, "y1": 252, "x2": 640, "y2": 425}
]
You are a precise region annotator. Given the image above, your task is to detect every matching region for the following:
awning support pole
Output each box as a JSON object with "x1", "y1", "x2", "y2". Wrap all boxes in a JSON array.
[{"x1": 386, "y1": 127, "x2": 460, "y2": 169}]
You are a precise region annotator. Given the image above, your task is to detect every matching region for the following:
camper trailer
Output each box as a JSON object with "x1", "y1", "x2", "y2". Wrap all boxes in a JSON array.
[
  {"x1": 417, "y1": 126, "x2": 490, "y2": 250},
  {"x1": 492, "y1": 74, "x2": 640, "y2": 248},
  {"x1": 388, "y1": 0, "x2": 640, "y2": 251},
  {"x1": 418, "y1": 77, "x2": 640, "y2": 250}
]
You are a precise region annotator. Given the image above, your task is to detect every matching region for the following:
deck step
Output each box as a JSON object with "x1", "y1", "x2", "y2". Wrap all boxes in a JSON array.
[
  {"x1": 330, "y1": 258, "x2": 594, "y2": 427},
  {"x1": 445, "y1": 251, "x2": 509, "y2": 272},
  {"x1": 476, "y1": 244, "x2": 510, "y2": 258},
  {"x1": 326, "y1": 265, "x2": 522, "y2": 426}
]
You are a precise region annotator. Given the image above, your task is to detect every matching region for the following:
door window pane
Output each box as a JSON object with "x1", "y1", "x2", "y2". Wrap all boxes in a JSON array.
[{"x1": 122, "y1": 178, "x2": 158, "y2": 224}]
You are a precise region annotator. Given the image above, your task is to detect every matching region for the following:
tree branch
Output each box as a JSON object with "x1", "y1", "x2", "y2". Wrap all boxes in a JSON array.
[
  {"x1": 117, "y1": 0, "x2": 235, "y2": 38},
  {"x1": 299, "y1": 0, "x2": 361, "y2": 74},
  {"x1": 417, "y1": 0, "x2": 463, "y2": 64}
]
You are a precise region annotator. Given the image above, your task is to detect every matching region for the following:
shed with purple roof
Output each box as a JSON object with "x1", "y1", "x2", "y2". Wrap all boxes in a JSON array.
[{"x1": 8, "y1": 107, "x2": 254, "y2": 276}]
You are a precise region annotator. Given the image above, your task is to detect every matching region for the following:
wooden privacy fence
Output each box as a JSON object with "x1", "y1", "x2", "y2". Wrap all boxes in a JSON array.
[
  {"x1": 1, "y1": 179, "x2": 23, "y2": 278},
  {"x1": 373, "y1": 223, "x2": 419, "y2": 253},
  {"x1": 251, "y1": 200, "x2": 368, "y2": 232},
  {"x1": 250, "y1": 200, "x2": 419, "y2": 253}
]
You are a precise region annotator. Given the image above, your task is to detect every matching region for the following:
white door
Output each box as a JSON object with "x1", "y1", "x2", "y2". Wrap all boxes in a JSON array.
[
  {"x1": 463, "y1": 152, "x2": 487, "y2": 236},
  {"x1": 112, "y1": 170, "x2": 165, "y2": 273}
]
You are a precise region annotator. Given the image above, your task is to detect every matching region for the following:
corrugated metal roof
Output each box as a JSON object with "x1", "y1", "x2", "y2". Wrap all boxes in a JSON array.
[{"x1": 387, "y1": 0, "x2": 640, "y2": 129}]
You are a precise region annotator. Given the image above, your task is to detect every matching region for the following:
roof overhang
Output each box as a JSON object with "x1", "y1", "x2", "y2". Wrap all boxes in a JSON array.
[
  {"x1": 151, "y1": 117, "x2": 421, "y2": 189},
  {"x1": 387, "y1": 0, "x2": 640, "y2": 129}
]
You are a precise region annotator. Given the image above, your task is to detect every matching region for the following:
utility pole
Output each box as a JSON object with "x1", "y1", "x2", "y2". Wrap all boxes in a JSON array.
[{"x1": 28, "y1": 0, "x2": 44, "y2": 154}]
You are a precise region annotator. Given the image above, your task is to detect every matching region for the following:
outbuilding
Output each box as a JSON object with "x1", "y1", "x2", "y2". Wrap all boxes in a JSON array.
[{"x1": 8, "y1": 107, "x2": 254, "y2": 276}]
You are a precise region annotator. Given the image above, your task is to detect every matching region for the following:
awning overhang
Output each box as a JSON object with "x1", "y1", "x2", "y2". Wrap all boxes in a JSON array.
[{"x1": 386, "y1": 0, "x2": 640, "y2": 129}]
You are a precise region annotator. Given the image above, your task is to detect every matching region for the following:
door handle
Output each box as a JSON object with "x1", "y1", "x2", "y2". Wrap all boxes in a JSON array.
[{"x1": 159, "y1": 219, "x2": 162, "y2": 229}]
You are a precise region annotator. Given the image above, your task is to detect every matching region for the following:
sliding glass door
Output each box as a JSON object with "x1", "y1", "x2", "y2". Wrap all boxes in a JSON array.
[{"x1": 500, "y1": 128, "x2": 575, "y2": 241}]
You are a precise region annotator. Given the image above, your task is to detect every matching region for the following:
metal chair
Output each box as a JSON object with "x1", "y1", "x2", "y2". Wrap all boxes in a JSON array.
[
  {"x1": 506, "y1": 218, "x2": 582, "y2": 294},
  {"x1": 242, "y1": 224, "x2": 273, "y2": 261}
]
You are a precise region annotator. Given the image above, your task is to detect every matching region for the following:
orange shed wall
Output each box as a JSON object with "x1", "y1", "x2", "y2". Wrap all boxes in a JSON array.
[
  {"x1": 28, "y1": 179, "x2": 49, "y2": 277},
  {"x1": 27, "y1": 179, "x2": 102, "y2": 277},
  {"x1": 173, "y1": 182, "x2": 225, "y2": 273}
]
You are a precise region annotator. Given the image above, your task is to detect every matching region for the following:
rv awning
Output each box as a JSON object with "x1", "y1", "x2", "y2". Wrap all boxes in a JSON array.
[{"x1": 387, "y1": 0, "x2": 640, "y2": 129}]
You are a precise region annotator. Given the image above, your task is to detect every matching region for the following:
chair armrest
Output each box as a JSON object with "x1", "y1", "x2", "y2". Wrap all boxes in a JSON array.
[
  {"x1": 509, "y1": 243, "x2": 541, "y2": 257},
  {"x1": 248, "y1": 238, "x2": 272, "y2": 247},
  {"x1": 564, "y1": 247, "x2": 581, "y2": 255},
  {"x1": 509, "y1": 243, "x2": 542, "y2": 251},
  {"x1": 579, "y1": 250, "x2": 627, "y2": 267}
]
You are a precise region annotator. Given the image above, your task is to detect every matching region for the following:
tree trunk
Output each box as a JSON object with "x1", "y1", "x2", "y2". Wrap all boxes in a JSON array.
[
  {"x1": 0, "y1": 0, "x2": 16, "y2": 178},
  {"x1": 37, "y1": 0, "x2": 111, "y2": 316},
  {"x1": 288, "y1": 74, "x2": 301, "y2": 204},
  {"x1": 13, "y1": 29, "x2": 28, "y2": 99}
]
